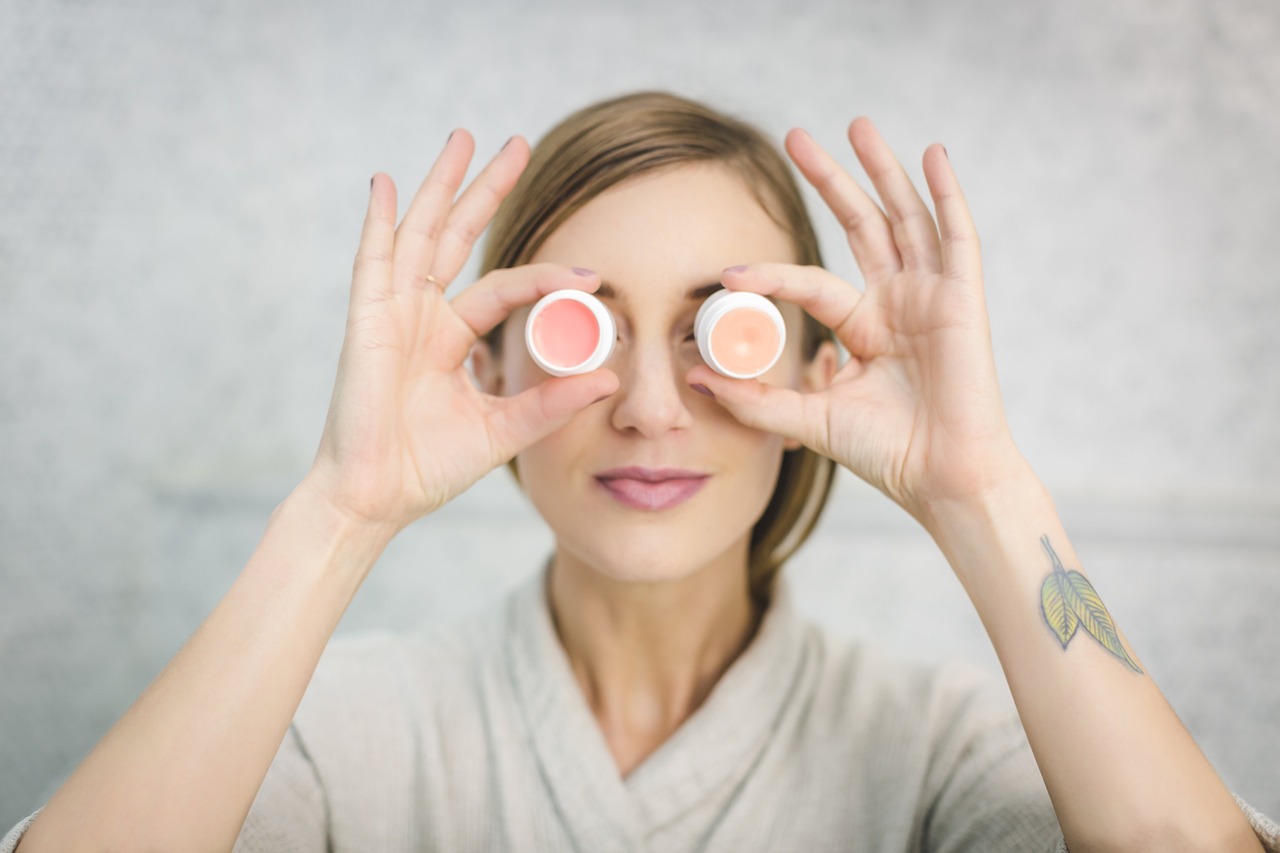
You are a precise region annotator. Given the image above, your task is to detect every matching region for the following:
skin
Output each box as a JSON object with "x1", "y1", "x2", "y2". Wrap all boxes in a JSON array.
[
  {"x1": 15, "y1": 124, "x2": 1263, "y2": 852},
  {"x1": 469, "y1": 164, "x2": 838, "y2": 773}
]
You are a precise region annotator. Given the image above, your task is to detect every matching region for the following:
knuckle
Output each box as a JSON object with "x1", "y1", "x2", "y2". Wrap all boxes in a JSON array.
[
  {"x1": 815, "y1": 163, "x2": 842, "y2": 192},
  {"x1": 801, "y1": 263, "x2": 827, "y2": 280},
  {"x1": 401, "y1": 214, "x2": 444, "y2": 244},
  {"x1": 427, "y1": 173, "x2": 455, "y2": 199},
  {"x1": 414, "y1": 220, "x2": 444, "y2": 244},
  {"x1": 522, "y1": 263, "x2": 565, "y2": 291},
  {"x1": 352, "y1": 248, "x2": 393, "y2": 275},
  {"x1": 838, "y1": 207, "x2": 871, "y2": 234},
  {"x1": 528, "y1": 261, "x2": 564, "y2": 279},
  {"x1": 886, "y1": 204, "x2": 922, "y2": 229},
  {"x1": 439, "y1": 219, "x2": 482, "y2": 249},
  {"x1": 476, "y1": 181, "x2": 503, "y2": 207}
]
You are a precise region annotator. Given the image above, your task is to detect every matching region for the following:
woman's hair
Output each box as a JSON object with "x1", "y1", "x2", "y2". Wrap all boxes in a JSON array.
[{"x1": 478, "y1": 90, "x2": 838, "y2": 609}]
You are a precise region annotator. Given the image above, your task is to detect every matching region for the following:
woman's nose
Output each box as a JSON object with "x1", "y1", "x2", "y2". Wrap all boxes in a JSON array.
[{"x1": 607, "y1": 343, "x2": 697, "y2": 438}]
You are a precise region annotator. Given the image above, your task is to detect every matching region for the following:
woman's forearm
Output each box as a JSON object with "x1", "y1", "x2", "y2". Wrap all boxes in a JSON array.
[
  {"x1": 924, "y1": 467, "x2": 1262, "y2": 853},
  {"x1": 18, "y1": 481, "x2": 393, "y2": 853}
]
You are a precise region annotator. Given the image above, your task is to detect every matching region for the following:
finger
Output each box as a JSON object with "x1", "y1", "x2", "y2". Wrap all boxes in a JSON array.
[
  {"x1": 449, "y1": 262, "x2": 599, "y2": 339},
  {"x1": 922, "y1": 144, "x2": 982, "y2": 286},
  {"x1": 487, "y1": 369, "x2": 620, "y2": 463},
  {"x1": 429, "y1": 136, "x2": 531, "y2": 285},
  {"x1": 684, "y1": 364, "x2": 830, "y2": 455},
  {"x1": 430, "y1": 265, "x2": 600, "y2": 370},
  {"x1": 393, "y1": 129, "x2": 475, "y2": 295},
  {"x1": 784, "y1": 127, "x2": 901, "y2": 281},
  {"x1": 350, "y1": 173, "x2": 398, "y2": 307},
  {"x1": 720, "y1": 263, "x2": 868, "y2": 354},
  {"x1": 846, "y1": 117, "x2": 942, "y2": 272}
]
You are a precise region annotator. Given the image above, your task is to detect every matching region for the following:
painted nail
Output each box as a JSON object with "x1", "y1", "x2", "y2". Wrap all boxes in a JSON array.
[
  {"x1": 690, "y1": 383, "x2": 714, "y2": 398},
  {"x1": 572, "y1": 267, "x2": 596, "y2": 276},
  {"x1": 724, "y1": 265, "x2": 748, "y2": 274}
]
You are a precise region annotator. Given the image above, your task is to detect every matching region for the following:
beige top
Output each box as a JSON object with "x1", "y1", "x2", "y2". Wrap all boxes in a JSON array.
[{"x1": 5, "y1": 565, "x2": 1277, "y2": 851}]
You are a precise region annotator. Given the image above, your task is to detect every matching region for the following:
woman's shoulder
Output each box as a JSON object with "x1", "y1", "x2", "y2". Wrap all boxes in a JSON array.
[
  {"x1": 797, "y1": 615, "x2": 1021, "y2": 745},
  {"x1": 293, "y1": 583, "x2": 520, "y2": 735},
  {"x1": 792, "y1": 617, "x2": 1045, "y2": 823},
  {"x1": 250, "y1": 579, "x2": 542, "y2": 835}
]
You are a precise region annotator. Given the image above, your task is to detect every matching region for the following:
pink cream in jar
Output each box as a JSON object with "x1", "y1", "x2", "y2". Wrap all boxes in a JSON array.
[{"x1": 524, "y1": 290, "x2": 616, "y2": 376}]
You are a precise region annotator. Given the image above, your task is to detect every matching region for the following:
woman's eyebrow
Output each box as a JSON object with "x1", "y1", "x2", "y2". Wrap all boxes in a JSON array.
[{"x1": 595, "y1": 281, "x2": 725, "y2": 305}]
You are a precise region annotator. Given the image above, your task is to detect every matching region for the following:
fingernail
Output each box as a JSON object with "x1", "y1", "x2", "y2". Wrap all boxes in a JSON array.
[
  {"x1": 724, "y1": 265, "x2": 748, "y2": 274},
  {"x1": 447, "y1": 130, "x2": 456, "y2": 144},
  {"x1": 942, "y1": 145, "x2": 949, "y2": 159},
  {"x1": 592, "y1": 393, "x2": 612, "y2": 404},
  {"x1": 502, "y1": 135, "x2": 515, "y2": 150},
  {"x1": 572, "y1": 267, "x2": 596, "y2": 277},
  {"x1": 369, "y1": 175, "x2": 374, "y2": 190},
  {"x1": 690, "y1": 383, "x2": 714, "y2": 398}
]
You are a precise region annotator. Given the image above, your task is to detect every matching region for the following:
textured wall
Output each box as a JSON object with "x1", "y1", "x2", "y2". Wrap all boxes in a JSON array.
[{"x1": 1, "y1": 0, "x2": 1277, "y2": 831}]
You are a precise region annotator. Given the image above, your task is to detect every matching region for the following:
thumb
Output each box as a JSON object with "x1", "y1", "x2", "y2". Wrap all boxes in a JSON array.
[
  {"x1": 488, "y1": 369, "x2": 619, "y2": 462},
  {"x1": 686, "y1": 365, "x2": 827, "y2": 452}
]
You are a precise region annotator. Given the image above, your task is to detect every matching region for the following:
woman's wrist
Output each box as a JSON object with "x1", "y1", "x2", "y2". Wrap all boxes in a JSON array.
[
  {"x1": 912, "y1": 446, "x2": 1039, "y2": 533},
  {"x1": 915, "y1": 453, "x2": 1049, "y2": 582},
  {"x1": 279, "y1": 475, "x2": 400, "y2": 587}
]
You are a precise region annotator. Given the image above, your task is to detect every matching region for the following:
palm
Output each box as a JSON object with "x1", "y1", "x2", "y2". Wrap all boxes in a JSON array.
[
  {"x1": 326, "y1": 304, "x2": 492, "y2": 518},
  {"x1": 401, "y1": 323, "x2": 499, "y2": 512},
  {"x1": 395, "y1": 303, "x2": 534, "y2": 512},
  {"x1": 823, "y1": 265, "x2": 1008, "y2": 516}
]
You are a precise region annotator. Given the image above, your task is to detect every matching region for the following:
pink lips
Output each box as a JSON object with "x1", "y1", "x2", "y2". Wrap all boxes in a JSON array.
[{"x1": 594, "y1": 466, "x2": 710, "y2": 511}]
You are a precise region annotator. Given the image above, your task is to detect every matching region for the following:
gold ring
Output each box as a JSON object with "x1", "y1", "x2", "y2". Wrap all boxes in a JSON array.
[{"x1": 423, "y1": 273, "x2": 446, "y2": 290}]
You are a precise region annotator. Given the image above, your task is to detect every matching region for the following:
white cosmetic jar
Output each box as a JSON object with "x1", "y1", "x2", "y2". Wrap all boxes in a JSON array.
[
  {"x1": 524, "y1": 289, "x2": 616, "y2": 377},
  {"x1": 694, "y1": 289, "x2": 787, "y2": 379}
]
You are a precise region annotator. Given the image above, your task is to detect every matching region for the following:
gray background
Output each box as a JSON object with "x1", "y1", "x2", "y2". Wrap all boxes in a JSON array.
[{"x1": 2, "y1": 0, "x2": 1277, "y2": 832}]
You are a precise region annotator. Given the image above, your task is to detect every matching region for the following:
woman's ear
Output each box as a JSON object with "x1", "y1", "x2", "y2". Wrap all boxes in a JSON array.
[
  {"x1": 801, "y1": 338, "x2": 839, "y2": 394},
  {"x1": 469, "y1": 338, "x2": 504, "y2": 396},
  {"x1": 783, "y1": 338, "x2": 840, "y2": 451}
]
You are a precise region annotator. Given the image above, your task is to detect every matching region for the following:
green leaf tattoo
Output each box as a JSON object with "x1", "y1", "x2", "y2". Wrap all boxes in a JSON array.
[{"x1": 1038, "y1": 536, "x2": 1142, "y2": 674}]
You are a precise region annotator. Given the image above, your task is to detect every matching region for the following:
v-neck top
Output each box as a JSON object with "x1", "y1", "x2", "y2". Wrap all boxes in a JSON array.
[
  {"x1": 226, "y1": 564, "x2": 1067, "y2": 852},
  {"x1": 5, "y1": 562, "x2": 1278, "y2": 851}
]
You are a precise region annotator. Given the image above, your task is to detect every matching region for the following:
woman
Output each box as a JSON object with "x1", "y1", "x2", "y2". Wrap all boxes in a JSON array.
[{"x1": 5, "y1": 91, "x2": 1275, "y2": 852}]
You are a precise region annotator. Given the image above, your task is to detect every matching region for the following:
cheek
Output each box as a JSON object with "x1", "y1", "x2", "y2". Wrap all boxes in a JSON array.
[
  {"x1": 511, "y1": 391, "x2": 600, "y2": 489},
  {"x1": 513, "y1": 434, "x2": 567, "y2": 510},
  {"x1": 714, "y1": 410, "x2": 788, "y2": 486},
  {"x1": 721, "y1": 433, "x2": 788, "y2": 530}
]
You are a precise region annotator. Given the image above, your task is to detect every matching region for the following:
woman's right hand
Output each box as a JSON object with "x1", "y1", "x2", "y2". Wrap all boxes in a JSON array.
[{"x1": 303, "y1": 130, "x2": 619, "y2": 536}]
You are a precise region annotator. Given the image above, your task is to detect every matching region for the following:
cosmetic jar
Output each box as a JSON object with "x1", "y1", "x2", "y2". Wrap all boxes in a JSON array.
[
  {"x1": 694, "y1": 289, "x2": 786, "y2": 379},
  {"x1": 525, "y1": 289, "x2": 616, "y2": 377}
]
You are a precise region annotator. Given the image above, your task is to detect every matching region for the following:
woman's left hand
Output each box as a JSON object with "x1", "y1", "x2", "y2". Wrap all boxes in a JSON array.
[{"x1": 685, "y1": 118, "x2": 1030, "y2": 528}]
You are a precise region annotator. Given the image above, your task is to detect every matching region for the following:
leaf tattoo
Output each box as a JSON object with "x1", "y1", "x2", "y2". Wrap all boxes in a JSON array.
[
  {"x1": 1040, "y1": 562, "x2": 1079, "y2": 647},
  {"x1": 1038, "y1": 536, "x2": 1142, "y2": 674}
]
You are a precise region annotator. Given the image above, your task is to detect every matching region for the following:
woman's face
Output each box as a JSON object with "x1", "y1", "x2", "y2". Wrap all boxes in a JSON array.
[{"x1": 475, "y1": 164, "x2": 835, "y2": 584}]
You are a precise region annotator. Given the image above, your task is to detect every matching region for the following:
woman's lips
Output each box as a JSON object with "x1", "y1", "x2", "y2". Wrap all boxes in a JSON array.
[{"x1": 595, "y1": 475, "x2": 709, "y2": 510}]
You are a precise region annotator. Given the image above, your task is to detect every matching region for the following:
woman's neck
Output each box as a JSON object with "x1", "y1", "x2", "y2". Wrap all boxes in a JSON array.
[{"x1": 545, "y1": 546, "x2": 763, "y2": 776}]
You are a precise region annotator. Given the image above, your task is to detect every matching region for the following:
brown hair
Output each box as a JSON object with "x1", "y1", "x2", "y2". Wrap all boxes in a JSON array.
[{"x1": 479, "y1": 90, "x2": 837, "y2": 609}]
